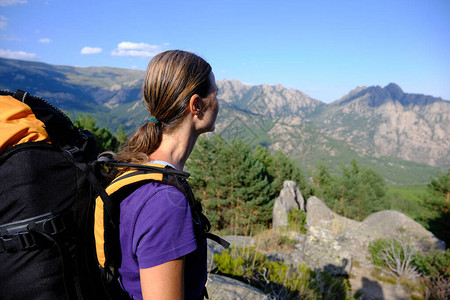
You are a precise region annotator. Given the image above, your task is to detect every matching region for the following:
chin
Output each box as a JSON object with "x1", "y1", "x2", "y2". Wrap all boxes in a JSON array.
[{"x1": 199, "y1": 125, "x2": 215, "y2": 135}]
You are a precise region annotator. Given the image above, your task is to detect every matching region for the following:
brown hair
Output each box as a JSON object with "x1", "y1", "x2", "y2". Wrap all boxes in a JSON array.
[{"x1": 115, "y1": 50, "x2": 212, "y2": 164}]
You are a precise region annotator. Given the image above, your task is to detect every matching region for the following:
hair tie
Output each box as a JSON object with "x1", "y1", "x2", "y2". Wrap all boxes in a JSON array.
[{"x1": 147, "y1": 116, "x2": 160, "y2": 125}]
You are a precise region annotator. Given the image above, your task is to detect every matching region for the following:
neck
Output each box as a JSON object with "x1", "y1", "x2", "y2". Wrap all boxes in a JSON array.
[{"x1": 148, "y1": 122, "x2": 199, "y2": 171}]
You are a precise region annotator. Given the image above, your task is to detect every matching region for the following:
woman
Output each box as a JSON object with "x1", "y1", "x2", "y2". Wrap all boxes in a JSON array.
[{"x1": 114, "y1": 50, "x2": 219, "y2": 300}]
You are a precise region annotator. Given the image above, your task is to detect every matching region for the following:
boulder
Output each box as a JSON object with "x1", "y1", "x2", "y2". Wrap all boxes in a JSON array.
[
  {"x1": 206, "y1": 274, "x2": 268, "y2": 300},
  {"x1": 305, "y1": 196, "x2": 446, "y2": 266},
  {"x1": 362, "y1": 210, "x2": 446, "y2": 251},
  {"x1": 207, "y1": 240, "x2": 223, "y2": 272},
  {"x1": 306, "y1": 196, "x2": 360, "y2": 237},
  {"x1": 272, "y1": 180, "x2": 305, "y2": 228},
  {"x1": 291, "y1": 235, "x2": 353, "y2": 275}
]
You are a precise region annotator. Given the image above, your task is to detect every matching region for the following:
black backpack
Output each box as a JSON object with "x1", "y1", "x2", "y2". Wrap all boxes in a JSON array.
[
  {"x1": 0, "y1": 89, "x2": 127, "y2": 299},
  {"x1": 0, "y1": 90, "x2": 228, "y2": 300}
]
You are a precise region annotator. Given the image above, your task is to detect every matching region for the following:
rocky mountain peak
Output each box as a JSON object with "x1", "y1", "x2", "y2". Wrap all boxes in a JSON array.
[
  {"x1": 333, "y1": 82, "x2": 446, "y2": 108},
  {"x1": 384, "y1": 83, "x2": 403, "y2": 99},
  {"x1": 218, "y1": 78, "x2": 249, "y2": 90},
  {"x1": 216, "y1": 79, "x2": 324, "y2": 118}
]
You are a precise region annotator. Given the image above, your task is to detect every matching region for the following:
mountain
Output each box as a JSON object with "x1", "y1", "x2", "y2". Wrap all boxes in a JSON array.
[
  {"x1": 316, "y1": 84, "x2": 450, "y2": 167},
  {"x1": 0, "y1": 57, "x2": 144, "y2": 111},
  {"x1": 214, "y1": 80, "x2": 449, "y2": 184},
  {"x1": 217, "y1": 79, "x2": 324, "y2": 118},
  {"x1": 1, "y1": 57, "x2": 448, "y2": 184}
]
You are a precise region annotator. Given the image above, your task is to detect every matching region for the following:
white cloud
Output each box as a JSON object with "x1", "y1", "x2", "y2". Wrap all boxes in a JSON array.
[
  {"x1": 111, "y1": 42, "x2": 165, "y2": 58},
  {"x1": 0, "y1": 48, "x2": 37, "y2": 60},
  {"x1": 0, "y1": 0, "x2": 27, "y2": 6},
  {"x1": 38, "y1": 38, "x2": 51, "y2": 43},
  {"x1": 0, "y1": 15, "x2": 7, "y2": 30},
  {"x1": 81, "y1": 46, "x2": 102, "y2": 55}
]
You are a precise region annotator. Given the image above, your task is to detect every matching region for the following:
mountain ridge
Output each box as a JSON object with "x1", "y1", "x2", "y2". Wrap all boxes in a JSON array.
[
  {"x1": 333, "y1": 82, "x2": 447, "y2": 107},
  {"x1": 1, "y1": 57, "x2": 448, "y2": 184}
]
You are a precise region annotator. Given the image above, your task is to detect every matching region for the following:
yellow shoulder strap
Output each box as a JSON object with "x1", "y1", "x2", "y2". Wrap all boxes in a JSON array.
[{"x1": 94, "y1": 163, "x2": 165, "y2": 268}]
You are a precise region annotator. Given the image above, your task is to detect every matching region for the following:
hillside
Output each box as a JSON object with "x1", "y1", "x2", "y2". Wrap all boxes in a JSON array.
[
  {"x1": 316, "y1": 84, "x2": 450, "y2": 167},
  {"x1": 215, "y1": 80, "x2": 449, "y2": 183},
  {"x1": 0, "y1": 57, "x2": 143, "y2": 111},
  {"x1": 1, "y1": 57, "x2": 448, "y2": 184}
]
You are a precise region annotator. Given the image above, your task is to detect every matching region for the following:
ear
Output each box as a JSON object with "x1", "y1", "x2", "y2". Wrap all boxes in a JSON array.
[{"x1": 188, "y1": 94, "x2": 204, "y2": 118}]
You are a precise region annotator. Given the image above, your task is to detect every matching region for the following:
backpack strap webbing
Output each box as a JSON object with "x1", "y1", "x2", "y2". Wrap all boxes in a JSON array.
[
  {"x1": 0, "y1": 212, "x2": 72, "y2": 253},
  {"x1": 94, "y1": 162, "x2": 229, "y2": 273},
  {"x1": 94, "y1": 163, "x2": 179, "y2": 270}
]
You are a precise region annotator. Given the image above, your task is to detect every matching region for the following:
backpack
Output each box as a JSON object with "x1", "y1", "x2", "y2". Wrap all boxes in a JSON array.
[
  {"x1": 0, "y1": 90, "x2": 229, "y2": 299},
  {"x1": 92, "y1": 160, "x2": 228, "y2": 285}
]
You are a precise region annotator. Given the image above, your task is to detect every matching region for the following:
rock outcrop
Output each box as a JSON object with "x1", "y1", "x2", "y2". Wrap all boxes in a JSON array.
[
  {"x1": 304, "y1": 196, "x2": 445, "y2": 266},
  {"x1": 272, "y1": 180, "x2": 304, "y2": 228},
  {"x1": 206, "y1": 188, "x2": 446, "y2": 298},
  {"x1": 206, "y1": 274, "x2": 268, "y2": 299}
]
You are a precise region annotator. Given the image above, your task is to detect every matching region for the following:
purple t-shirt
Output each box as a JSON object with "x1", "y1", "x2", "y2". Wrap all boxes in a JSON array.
[{"x1": 118, "y1": 181, "x2": 207, "y2": 300}]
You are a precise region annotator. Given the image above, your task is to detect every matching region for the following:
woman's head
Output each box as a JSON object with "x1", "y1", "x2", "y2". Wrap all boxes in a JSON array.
[
  {"x1": 117, "y1": 50, "x2": 215, "y2": 163},
  {"x1": 143, "y1": 50, "x2": 212, "y2": 129}
]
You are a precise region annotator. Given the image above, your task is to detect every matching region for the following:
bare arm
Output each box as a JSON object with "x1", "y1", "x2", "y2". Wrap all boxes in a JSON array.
[{"x1": 140, "y1": 257, "x2": 185, "y2": 300}]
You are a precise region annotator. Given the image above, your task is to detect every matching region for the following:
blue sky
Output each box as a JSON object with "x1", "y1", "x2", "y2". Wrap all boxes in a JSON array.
[{"x1": 1, "y1": 0, "x2": 449, "y2": 103}]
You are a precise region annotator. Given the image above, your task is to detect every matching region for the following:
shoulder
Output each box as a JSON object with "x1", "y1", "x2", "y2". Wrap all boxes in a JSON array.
[
  {"x1": 119, "y1": 181, "x2": 192, "y2": 237},
  {"x1": 124, "y1": 181, "x2": 189, "y2": 210},
  {"x1": 124, "y1": 182, "x2": 197, "y2": 268}
]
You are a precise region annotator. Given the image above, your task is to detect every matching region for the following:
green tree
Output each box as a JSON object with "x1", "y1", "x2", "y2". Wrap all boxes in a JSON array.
[
  {"x1": 311, "y1": 163, "x2": 334, "y2": 199},
  {"x1": 225, "y1": 139, "x2": 272, "y2": 233},
  {"x1": 74, "y1": 114, "x2": 124, "y2": 152},
  {"x1": 253, "y1": 145, "x2": 310, "y2": 199},
  {"x1": 205, "y1": 139, "x2": 272, "y2": 234},
  {"x1": 428, "y1": 169, "x2": 450, "y2": 214},
  {"x1": 312, "y1": 159, "x2": 388, "y2": 221},
  {"x1": 188, "y1": 136, "x2": 276, "y2": 234},
  {"x1": 419, "y1": 169, "x2": 450, "y2": 246},
  {"x1": 188, "y1": 136, "x2": 310, "y2": 234},
  {"x1": 187, "y1": 135, "x2": 227, "y2": 228},
  {"x1": 116, "y1": 125, "x2": 128, "y2": 146}
]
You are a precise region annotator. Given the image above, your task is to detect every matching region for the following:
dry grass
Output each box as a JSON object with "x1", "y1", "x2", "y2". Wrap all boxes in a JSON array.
[{"x1": 253, "y1": 228, "x2": 298, "y2": 253}]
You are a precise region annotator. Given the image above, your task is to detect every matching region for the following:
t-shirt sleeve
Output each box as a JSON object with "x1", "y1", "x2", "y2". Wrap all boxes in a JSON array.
[{"x1": 132, "y1": 185, "x2": 197, "y2": 269}]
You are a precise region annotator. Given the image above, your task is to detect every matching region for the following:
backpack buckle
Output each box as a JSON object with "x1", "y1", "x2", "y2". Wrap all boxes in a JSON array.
[
  {"x1": 43, "y1": 215, "x2": 66, "y2": 235},
  {"x1": 18, "y1": 231, "x2": 36, "y2": 249},
  {"x1": 0, "y1": 231, "x2": 36, "y2": 252}
]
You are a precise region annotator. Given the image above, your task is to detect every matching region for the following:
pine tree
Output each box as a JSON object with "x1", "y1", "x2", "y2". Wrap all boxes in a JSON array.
[
  {"x1": 188, "y1": 136, "x2": 309, "y2": 234},
  {"x1": 222, "y1": 140, "x2": 272, "y2": 234},
  {"x1": 187, "y1": 135, "x2": 226, "y2": 228},
  {"x1": 428, "y1": 169, "x2": 450, "y2": 213},
  {"x1": 312, "y1": 159, "x2": 387, "y2": 221},
  {"x1": 253, "y1": 146, "x2": 309, "y2": 199},
  {"x1": 421, "y1": 169, "x2": 450, "y2": 246},
  {"x1": 187, "y1": 137, "x2": 275, "y2": 234},
  {"x1": 116, "y1": 125, "x2": 128, "y2": 147},
  {"x1": 74, "y1": 114, "x2": 121, "y2": 152}
]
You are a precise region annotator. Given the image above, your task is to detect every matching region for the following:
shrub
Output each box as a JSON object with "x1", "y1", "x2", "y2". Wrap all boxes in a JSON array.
[
  {"x1": 214, "y1": 246, "x2": 355, "y2": 299},
  {"x1": 368, "y1": 237, "x2": 419, "y2": 280},
  {"x1": 253, "y1": 229, "x2": 297, "y2": 252},
  {"x1": 369, "y1": 238, "x2": 392, "y2": 267},
  {"x1": 214, "y1": 246, "x2": 267, "y2": 278},
  {"x1": 316, "y1": 271, "x2": 354, "y2": 300},
  {"x1": 414, "y1": 249, "x2": 450, "y2": 299},
  {"x1": 422, "y1": 275, "x2": 450, "y2": 300},
  {"x1": 287, "y1": 208, "x2": 307, "y2": 234},
  {"x1": 414, "y1": 249, "x2": 450, "y2": 279}
]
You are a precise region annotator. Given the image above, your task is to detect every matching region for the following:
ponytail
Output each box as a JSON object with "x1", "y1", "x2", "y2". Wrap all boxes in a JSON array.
[{"x1": 115, "y1": 120, "x2": 162, "y2": 164}]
